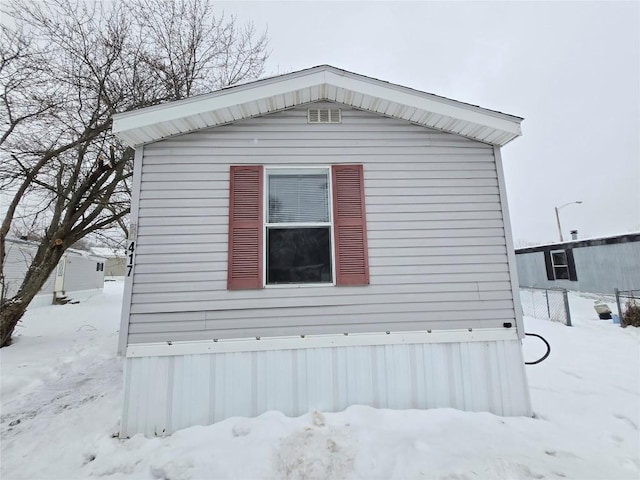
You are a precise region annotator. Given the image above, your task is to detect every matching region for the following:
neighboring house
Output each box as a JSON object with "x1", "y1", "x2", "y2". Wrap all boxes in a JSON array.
[
  {"x1": 113, "y1": 65, "x2": 530, "y2": 437},
  {"x1": 516, "y1": 232, "x2": 640, "y2": 294},
  {"x1": 90, "y1": 247, "x2": 127, "y2": 277},
  {"x1": 2, "y1": 237, "x2": 106, "y2": 307}
]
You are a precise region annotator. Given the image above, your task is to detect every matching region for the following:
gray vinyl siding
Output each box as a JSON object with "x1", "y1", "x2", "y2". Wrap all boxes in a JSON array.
[
  {"x1": 516, "y1": 240, "x2": 640, "y2": 294},
  {"x1": 128, "y1": 102, "x2": 515, "y2": 344}
]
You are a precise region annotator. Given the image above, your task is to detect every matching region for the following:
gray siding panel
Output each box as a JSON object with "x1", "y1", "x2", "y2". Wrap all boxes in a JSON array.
[
  {"x1": 130, "y1": 290, "x2": 513, "y2": 312},
  {"x1": 129, "y1": 103, "x2": 515, "y2": 344},
  {"x1": 127, "y1": 314, "x2": 516, "y2": 344}
]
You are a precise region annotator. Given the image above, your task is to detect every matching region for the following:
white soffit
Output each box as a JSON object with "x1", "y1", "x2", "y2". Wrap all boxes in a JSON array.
[{"x1": 113, "y1": 65, "x2": 523, "y2": 147}]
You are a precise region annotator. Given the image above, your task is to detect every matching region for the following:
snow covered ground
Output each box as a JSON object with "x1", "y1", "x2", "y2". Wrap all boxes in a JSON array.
[{"x1": 1, "y1": 280, "x2": 638, "y2": 479}]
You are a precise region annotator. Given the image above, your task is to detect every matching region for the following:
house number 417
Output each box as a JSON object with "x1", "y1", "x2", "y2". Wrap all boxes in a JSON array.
[{"x1": 127, "y1": 241, "x2": 136, "y2": 277}]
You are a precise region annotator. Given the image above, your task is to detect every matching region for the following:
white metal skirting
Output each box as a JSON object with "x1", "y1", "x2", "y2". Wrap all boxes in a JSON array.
[{"x1": 121, "y1": 339, "x2": 531, "y2": 437}]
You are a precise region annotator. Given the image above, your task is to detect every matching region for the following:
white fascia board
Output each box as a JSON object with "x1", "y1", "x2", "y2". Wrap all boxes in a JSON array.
[
  {"x1": 117, "y1": 146, "x2": 144, "y2": 356},
  {"x1": 324, "y1": 71, "x2": 522, "y2": 136},
  {"x1": 126, "y1": 328, "x2": 519, "y2": 358},
  {"x1": 113, "y1": 71, "x2": 329, "y2": 136},
  {"x1": 114, "y1": 66, "x2": 523, "y2": 147},
  {"x1": 494, "y1": 145, "x2": 526, "y2": 339}
]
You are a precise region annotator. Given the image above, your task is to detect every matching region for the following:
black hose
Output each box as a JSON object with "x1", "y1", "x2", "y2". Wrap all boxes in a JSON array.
[{"x1": 524, "y1": 332, "x2": 551, "y2": 365}]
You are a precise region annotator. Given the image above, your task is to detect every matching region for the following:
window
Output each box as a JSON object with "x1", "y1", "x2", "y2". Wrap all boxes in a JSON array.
[
  {"x1": 265, "y1": 169, "x2": 333, "y2": 285},
  {"x1": 544, "y1": 249, "x2": 577, "y2": 281},
  {"x1": 551, "y1": 251, "x2": 569, "y2": 279},
  {"x1": 227, "y1": 165, "x2": 369, "y2": 289}
]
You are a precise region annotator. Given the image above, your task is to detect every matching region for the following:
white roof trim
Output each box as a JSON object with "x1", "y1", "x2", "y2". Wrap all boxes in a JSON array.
[{"x1": 113, "y1": 65, "x2": 523, "y2": 147}]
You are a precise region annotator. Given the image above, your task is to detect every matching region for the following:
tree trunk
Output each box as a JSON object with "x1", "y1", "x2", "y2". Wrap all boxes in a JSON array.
[
  {"x1": 0, "y1": 244, "x2": 65, "y2": 347},
  {"x1": 0, "y1": 300, "x2": 29, "y2": 347}
]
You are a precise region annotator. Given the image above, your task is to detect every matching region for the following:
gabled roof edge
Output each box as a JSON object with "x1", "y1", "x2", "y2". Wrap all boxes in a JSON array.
[{"x1": 113, "y1": 65, "x2": 524, "y2": 147}]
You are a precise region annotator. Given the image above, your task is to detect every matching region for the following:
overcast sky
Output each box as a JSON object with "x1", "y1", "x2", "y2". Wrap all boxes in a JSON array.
[{"x1": 220, "y1": 0, "x2": 640, "y2": 246}]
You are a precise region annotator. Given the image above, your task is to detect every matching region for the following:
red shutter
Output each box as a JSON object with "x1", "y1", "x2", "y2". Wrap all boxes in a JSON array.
[
  {"x1": 332, "y1": 165, "x2": 370, "y2": 286},
  {"x1": 227, "y1": 165, "x2": 263, "y2": 289}
]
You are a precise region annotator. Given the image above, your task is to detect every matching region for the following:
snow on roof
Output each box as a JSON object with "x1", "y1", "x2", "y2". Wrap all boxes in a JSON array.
[
  {"x1": 515, "y1": 231, "x2": 640, "y2": 252},
  {"x1": 113, "y1": 65, "x2": 523, "y2": 148},
  {"x1": 5, "y1": 236, "x2": 40, "y2": 247},
  {"x1": 90, "y1": 246, "x2": 124, "y2": 258},
  {"x1": 6, "y1": 237, "x2": 107, "y2": 260}
]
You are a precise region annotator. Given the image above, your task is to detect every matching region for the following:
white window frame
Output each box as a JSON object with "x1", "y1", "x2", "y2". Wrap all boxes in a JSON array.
[
  {"x1": 263, "y1": 166, "x2": 336, "y2": 288},
  {"x1": 550, "y1": 250, "x2": 569, "y2": 280}
]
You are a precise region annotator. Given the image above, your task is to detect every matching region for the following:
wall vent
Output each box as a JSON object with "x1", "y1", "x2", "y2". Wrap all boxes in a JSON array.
[{"x1": 308, "y1": 108, "x2": 341, "y2": 124}]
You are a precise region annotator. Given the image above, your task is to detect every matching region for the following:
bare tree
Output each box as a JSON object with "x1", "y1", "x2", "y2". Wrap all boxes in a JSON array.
[{"x1": 0, "y1": 0, "x2": 269, "y2": 347}]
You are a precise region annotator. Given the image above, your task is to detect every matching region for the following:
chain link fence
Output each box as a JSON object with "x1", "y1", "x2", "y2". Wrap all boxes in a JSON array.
[
  {"x1": 614, "y1": 289, "x2": 640, "y2": 327},
  {"x1": 519, "y1": 286, "x2": 572, "y2": 326}
]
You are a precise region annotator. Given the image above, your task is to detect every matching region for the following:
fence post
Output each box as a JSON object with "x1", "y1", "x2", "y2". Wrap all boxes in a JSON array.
[
  {"x1": 615, "y1": 288, "x2": 623, "y2": 328},
  {"x1": 562, "y1": 289, "x2": 572, "y2": 326},
  {"x1": 545, "y1": 290, "x2": 551, "y2": 318}
]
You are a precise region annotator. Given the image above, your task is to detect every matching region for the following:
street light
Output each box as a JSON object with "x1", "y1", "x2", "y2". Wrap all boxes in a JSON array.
[{"x1": 555, "y1": 201, "x2": 582, "y2": 242}]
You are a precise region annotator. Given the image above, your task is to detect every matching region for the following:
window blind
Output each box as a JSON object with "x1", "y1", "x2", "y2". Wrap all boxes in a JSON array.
[{"x1": 268, "y1": 174, "x2": 329, "y2": 223}]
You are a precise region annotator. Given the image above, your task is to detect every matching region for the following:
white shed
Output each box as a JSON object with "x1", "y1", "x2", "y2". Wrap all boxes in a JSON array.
[
  {"x1": 113, "y1": 65, "x2": 530, "y2": 437},
  {"x1": 3, "y1": 237, "x2": 106, "y2": 307}
]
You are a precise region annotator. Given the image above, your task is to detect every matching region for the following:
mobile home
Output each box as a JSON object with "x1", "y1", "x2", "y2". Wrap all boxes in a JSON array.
[
  {"x1": 516, "y1": 232, "x2": 640, "y2": 294},
  {"x1": 3, "y1": 237, "x2": 106, "y2": 307},
  {"x1": 113, "y1": 65, "x2": 531, "y2": 437}
]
